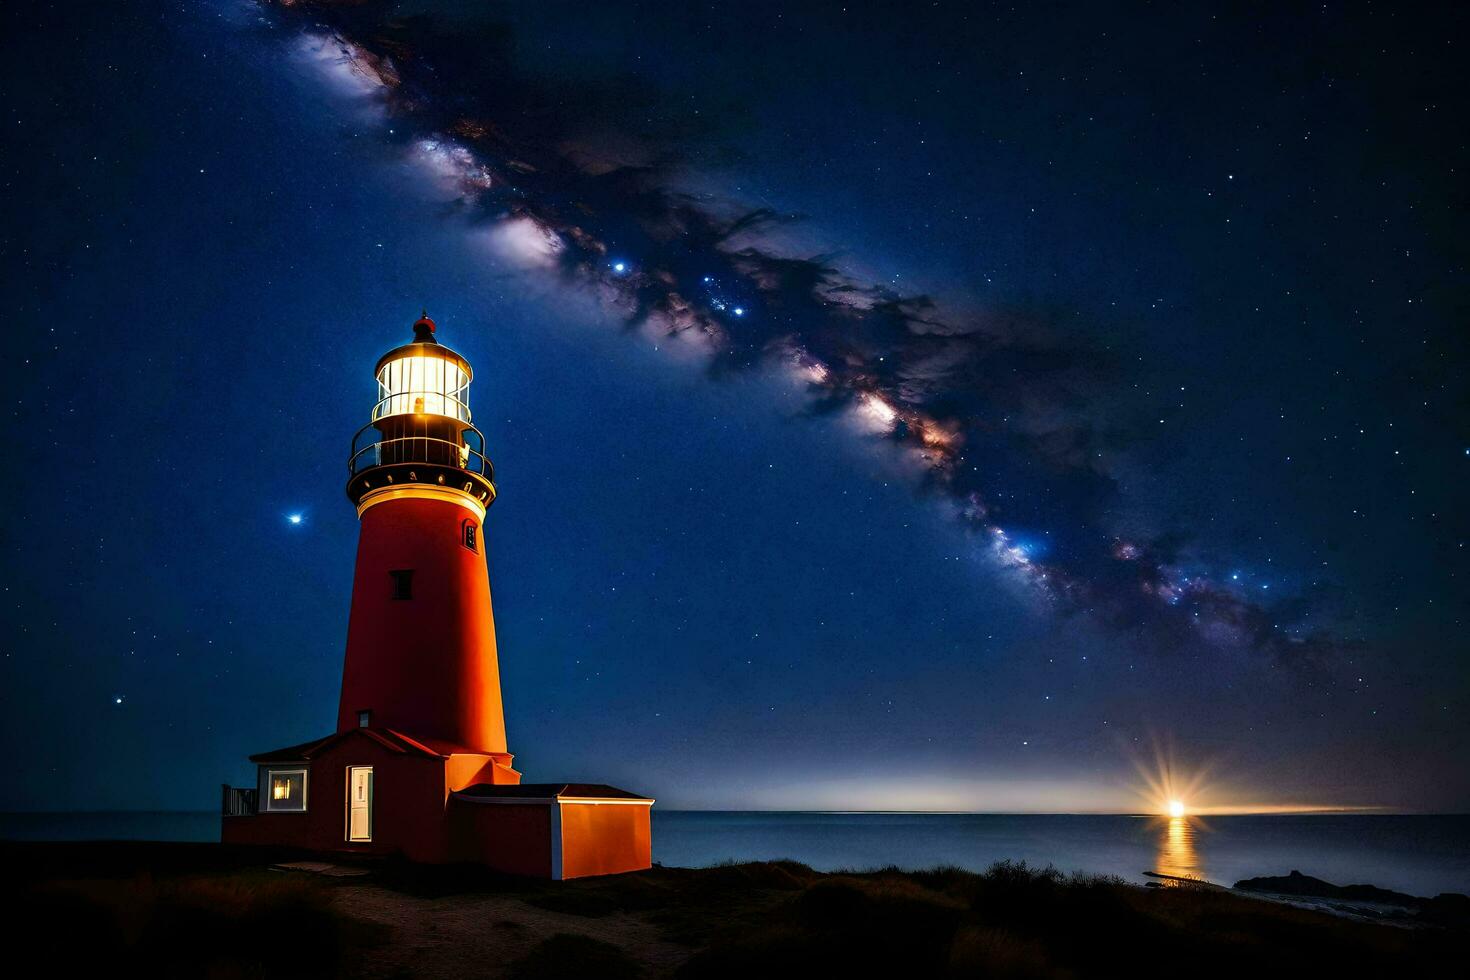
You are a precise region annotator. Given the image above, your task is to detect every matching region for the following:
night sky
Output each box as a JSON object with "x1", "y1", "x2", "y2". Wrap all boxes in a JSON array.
[{"x1": 3, "y1": 1, "x2": 1466, "y2": 813}]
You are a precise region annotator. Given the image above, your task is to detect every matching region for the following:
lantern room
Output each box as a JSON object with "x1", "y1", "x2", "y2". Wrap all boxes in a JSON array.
[
  {"x1": 373, "y1": 314, "x2": 472, "y2": 422},
  {"x1": 347, "y1": 313, "x2": 495, "y2": 510}
]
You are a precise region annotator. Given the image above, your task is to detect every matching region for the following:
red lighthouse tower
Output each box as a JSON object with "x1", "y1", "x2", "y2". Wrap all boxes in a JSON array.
[
  {"x1": 338, "y1": 313, "x2": 516, "y2": 780},
  {"x1": 223, "y1": 313, "x2": 652, "y2": 879}
]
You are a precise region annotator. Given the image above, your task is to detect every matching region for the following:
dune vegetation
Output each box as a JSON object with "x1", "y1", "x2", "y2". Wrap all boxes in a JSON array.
[{"x1": 2, "y1": 842, "x2": 1462, "y2": 978}]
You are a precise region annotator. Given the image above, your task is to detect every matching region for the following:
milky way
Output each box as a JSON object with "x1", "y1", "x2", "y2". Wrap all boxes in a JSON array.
[{"x1": 262, "y1": 0, "x2": 1348, "y2": 670}]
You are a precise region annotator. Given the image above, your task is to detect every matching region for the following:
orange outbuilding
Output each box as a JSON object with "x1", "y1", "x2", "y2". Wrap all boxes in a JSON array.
[{"x1": 222, "y1": 314, "x2": 652, "y2": 878}]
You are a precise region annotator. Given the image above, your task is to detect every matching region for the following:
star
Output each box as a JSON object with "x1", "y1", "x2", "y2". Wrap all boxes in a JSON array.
[{"x1": 287, "y1": 513, "x2": 303, "y2": 525}]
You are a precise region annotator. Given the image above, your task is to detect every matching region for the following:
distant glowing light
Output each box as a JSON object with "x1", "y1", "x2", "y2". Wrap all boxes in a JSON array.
[
  {"x1": 114, "y1": 696, "x2": 124, "y2": 705},
  {"x1": 612, "y1": 261, "x2": 627, "y2": 273},
  {"x1": 1132, "y1": 742, "x2": 1208, "y2": 821},
  {"x1": 733, "y1": 307, "x2": 745, "y2": 316},
  {"x1": 287, "y1": 513, "x2": 303, "y2": 525}
]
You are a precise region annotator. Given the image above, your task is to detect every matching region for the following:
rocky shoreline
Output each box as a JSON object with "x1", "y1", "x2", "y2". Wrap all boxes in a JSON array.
[{"x1": 1234, "y1": 868, "x2": 1470, "y2": 926}]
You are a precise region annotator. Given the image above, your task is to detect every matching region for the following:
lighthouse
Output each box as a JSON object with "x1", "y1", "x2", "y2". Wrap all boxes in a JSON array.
[
  {"x1": 222, "y1": 313, "x2": 653, "y2": 879},
  {"x1": 338, "y1": 313, "x2": 516, "y2": 779}
]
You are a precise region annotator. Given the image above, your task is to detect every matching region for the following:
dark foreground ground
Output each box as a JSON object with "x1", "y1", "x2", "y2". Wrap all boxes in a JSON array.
[{"x1": 2, "y1": 842, "x2": 1463, "y2": 978}]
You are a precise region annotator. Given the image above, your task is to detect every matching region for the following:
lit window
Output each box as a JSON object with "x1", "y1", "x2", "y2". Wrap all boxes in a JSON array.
[
  {"x1": 390, "y1": 569, "x2": 414, "y2": 600},
  {"x1": 266, "y1": 769, "x2": 307, "y2": 812}
]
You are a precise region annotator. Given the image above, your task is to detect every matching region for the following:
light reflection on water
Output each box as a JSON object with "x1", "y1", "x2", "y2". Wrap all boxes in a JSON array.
[{"x1": 1155, "y1": 815, "x2": 1204, "y2": 881}]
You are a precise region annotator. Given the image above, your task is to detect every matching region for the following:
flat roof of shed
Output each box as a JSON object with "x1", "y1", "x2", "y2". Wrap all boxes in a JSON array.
[{"x1": 454, "y1": 783, "x2": 652, "y2": 803}]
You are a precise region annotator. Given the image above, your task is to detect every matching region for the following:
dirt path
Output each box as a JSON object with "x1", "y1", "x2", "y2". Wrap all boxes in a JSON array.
[{"x1": 333, "y1": 883, "x2": 694, "y2": 978}]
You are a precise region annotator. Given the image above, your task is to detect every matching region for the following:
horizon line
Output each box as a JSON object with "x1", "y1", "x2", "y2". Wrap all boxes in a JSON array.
[{"x1": 3, "y1": 805, "x2": 1457, "y2": 818}]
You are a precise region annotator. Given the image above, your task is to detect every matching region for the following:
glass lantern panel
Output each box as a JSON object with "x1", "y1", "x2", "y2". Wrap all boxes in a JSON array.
[{"x1": 375, "y1": 354, "x2": 470, "y2": 421}]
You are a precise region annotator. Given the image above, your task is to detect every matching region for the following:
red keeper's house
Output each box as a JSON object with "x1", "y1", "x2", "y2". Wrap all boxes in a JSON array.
[{"x1": 221, "y1": 313, "x2": 652, "y2": 878}]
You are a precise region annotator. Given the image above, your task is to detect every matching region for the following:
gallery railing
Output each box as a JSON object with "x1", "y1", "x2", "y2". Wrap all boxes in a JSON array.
[
  {"x1": 221, "y1": 784, "x2": 258, "y2": 817},
  {"x1": 347, "y1": 421, "x2": 492, "y2": 479}
]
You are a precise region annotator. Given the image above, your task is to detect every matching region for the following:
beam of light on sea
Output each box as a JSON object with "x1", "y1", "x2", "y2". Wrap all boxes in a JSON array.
[{"x1": 1155, "y1": 814, "x2": 1204, "y2": 881}]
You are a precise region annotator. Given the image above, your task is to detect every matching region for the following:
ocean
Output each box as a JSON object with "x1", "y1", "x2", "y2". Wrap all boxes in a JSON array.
[{"x1": 2, "y1": 810, "x2": 1466, "y2": 897}]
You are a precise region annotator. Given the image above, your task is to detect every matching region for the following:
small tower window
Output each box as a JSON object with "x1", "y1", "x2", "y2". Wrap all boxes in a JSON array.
[
  {"x1": 462, "y1": 520, "x2": 478, "y2": 553},
  {"x1": 389, "y1": 569, "x2": 414, "y2": 600},
  {"x1": 357, "y1": 710, "x2": 371, "y2": 728}
]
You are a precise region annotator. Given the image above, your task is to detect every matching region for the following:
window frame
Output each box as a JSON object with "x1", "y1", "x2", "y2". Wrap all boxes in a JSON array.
[
  {"x1": 389, "y1": 568, "x2": 414, "y2": 600},
  {"x1": 345, "y1": 765, "x2": 374, "y2": 843},
  {"x1": 264, "y1": 767, "x2": 309, "y2": 813}
]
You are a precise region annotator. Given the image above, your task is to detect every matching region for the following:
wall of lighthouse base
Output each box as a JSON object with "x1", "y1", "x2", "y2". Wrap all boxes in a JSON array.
[{"x1": 221, "y1": 732, "x2": 651, "y2": 878}]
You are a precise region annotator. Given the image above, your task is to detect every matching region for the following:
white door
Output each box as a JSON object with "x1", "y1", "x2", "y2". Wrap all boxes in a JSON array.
[{"x1": 347, "y1": 766, "x2": 373, "y2": 842}]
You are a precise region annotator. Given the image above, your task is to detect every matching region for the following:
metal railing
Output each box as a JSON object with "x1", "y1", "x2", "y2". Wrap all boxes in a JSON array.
[
  {"x1": 371, "y1": 388, "x2": 472, "y2": 424},
  {"x1": 348, "y1": 421, "x2": 492, "y2": 478},
  {"x1": 221, "y1": 784, "x2": 258, "y2": 817}
]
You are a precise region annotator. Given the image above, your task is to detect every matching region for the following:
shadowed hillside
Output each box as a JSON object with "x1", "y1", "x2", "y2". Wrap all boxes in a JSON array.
[{"x1": 1, "y1": 842, "x2": 1463, "y2": 978}]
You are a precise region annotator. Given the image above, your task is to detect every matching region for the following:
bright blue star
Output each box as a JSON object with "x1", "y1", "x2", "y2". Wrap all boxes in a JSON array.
[
  {"x1": 611, "y1": 261, "x2": 627, "y2": 274},
  {"x1": 287, "y1": 513, "x2": 303, "y2": 525},
  {"x1": 733, "y1": 307, "x2": 745, "y2": 317}
]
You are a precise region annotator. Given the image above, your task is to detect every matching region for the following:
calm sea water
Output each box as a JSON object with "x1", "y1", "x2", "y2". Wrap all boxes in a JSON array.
[{"x1": 3, "y1": 811, "x2": 1466, "y2": 897}]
